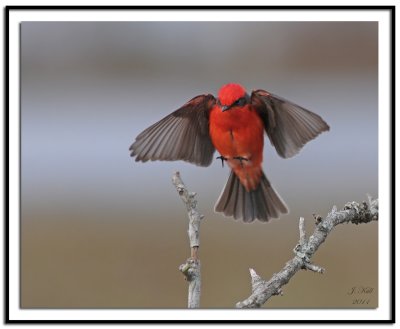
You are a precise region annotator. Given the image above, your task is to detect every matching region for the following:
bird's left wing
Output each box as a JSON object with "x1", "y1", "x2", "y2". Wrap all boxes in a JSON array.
[
  {"x1": 251, "y1": 89, "x2": 329, "y2": 158},
  {"x1": 130, "y1": 94, "x2": 216, "y2": 167}
]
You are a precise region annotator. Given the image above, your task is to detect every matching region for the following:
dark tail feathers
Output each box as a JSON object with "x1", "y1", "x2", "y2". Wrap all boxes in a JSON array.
[{"x1": 215, "y1": 170, "x2": 288, "y2": 222}]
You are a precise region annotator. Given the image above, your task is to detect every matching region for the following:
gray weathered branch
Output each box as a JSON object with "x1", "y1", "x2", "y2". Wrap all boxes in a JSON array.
[
  {"x1": 172, "y1": 171, "x2": 204, "y2": 308},
  {"x1": 236, "y1": 197, "x2": 378, "y2": 308}
]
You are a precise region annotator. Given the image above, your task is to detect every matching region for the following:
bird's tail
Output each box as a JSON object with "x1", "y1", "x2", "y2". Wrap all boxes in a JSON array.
[{"x1": 214, "y1": 170, "x2": 288, "y2": 222}]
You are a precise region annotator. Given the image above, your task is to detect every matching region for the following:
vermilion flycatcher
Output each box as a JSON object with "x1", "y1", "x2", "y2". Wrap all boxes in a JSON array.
[{"x1": 130, "y1": 83, "x2": 329, "y2": 222}]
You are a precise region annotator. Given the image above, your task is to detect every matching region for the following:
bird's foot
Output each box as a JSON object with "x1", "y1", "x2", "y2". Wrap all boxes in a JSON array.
[
  {"x1": 216, "y1": 155, "x2": 228, "y2": 167},
  {"x1": 233, "y1": 156, "x2": 249, "y2": 168}
]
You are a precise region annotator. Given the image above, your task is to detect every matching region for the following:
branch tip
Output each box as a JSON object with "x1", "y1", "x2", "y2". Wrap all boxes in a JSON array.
[
  {"x1": 313, "y1": 213, "x2": 323, "y2": 224},
  {"x1": 250, "y1": 268, "x2": 260, "y2": 280},
  {"x1": 303, "y1": 262, "x2": 325, "y2": 274},
  {"x1": 299, "y1": 217, "x2": 306, "y2": 246}
]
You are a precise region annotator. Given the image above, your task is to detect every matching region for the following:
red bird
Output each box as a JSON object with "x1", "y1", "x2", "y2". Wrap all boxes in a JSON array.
[{"x1": 130, "y1": 83, "x2": 329, "y2": 222}]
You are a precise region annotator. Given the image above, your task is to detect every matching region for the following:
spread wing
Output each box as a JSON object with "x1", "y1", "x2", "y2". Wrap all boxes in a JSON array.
[
  {"x1": 251, "y1": 89, "x2": 330, "y2": 158},
  {"x1": 130, "y1": 94, "x2": 216, "y2": 167}
]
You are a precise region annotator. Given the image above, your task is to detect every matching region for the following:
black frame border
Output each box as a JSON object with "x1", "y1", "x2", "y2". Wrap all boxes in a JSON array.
[{"x1": 4, "y1": 5, "x2": 395, "y2": 324}]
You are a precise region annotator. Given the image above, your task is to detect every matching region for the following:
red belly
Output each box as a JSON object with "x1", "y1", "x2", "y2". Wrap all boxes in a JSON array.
[
  {"x1": 209, "y1": 105, "x2": 265, "y2": 190},
  {"x1": 209, "y1": 105, "x2": 264, "y2": 163}
]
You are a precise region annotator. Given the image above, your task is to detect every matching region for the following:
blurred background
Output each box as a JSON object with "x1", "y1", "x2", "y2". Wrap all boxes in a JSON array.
[{"x1": 21, "y1": 21, "x2": 378, "y2": 308}]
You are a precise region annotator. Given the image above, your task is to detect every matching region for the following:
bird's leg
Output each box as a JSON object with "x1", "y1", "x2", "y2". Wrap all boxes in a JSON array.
[
  {"x1": 216, "y1": 155, "x2": 228, "y2": 167},
  {"x1": 233, "y1": 156, "x2": 249, "y2": 168}
]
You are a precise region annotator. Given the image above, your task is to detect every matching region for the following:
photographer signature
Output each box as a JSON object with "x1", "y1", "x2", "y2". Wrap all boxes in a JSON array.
[{"x1": 347, "y1": 285, "x2": 375, "y2": 305}]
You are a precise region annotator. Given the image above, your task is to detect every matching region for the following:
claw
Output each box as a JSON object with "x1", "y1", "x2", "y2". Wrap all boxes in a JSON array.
[
  {"x1": 216, "y1": 155, "x2": 228, "y2": 167},
  {"x1": 233, "y1": 156, "x2": 249, "y2": 168}
]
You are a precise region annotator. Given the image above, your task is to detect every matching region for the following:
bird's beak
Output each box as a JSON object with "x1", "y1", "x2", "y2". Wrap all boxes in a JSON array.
[{"x1": 221, "y1": 105, "x2": 231, "y2": 112}]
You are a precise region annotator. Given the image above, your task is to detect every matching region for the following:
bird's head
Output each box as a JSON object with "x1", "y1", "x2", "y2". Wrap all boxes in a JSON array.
[{"x1": 217, "y1": 83, "x2": 250, "y2": 112}]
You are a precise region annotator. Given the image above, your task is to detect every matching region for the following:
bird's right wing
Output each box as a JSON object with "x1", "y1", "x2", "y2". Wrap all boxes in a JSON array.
[{"x1": 130, "y1": 94, "x2": 216, "y2": 167}]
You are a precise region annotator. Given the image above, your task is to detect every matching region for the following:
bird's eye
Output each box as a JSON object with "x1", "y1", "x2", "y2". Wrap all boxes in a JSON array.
[{"x1": 234, "y1": 97, "x2": 246, "y2": 107}]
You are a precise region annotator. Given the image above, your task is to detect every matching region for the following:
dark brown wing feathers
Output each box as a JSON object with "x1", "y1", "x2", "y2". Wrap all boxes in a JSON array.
[
  {"x1": 130, "y1": 94, "x2": 216, "y2": 167},
  {"x1": 251, "y1": 89, "x2": 329, "y2": 158}
]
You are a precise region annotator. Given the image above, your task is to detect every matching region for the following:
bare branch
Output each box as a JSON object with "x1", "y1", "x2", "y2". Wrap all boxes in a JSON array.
[
  {"x1": 236, "y1": 198, "x2": 378, "y2": 308},
  {"x1": 298, "y1": 217, "x2": 306, "y2": 246},
  {"x1": 172, "y1": 171, "x2": 204, "y2": 308},
  {"x1": 303, "y1": 262, "x2": 325, "y2": 274}
]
